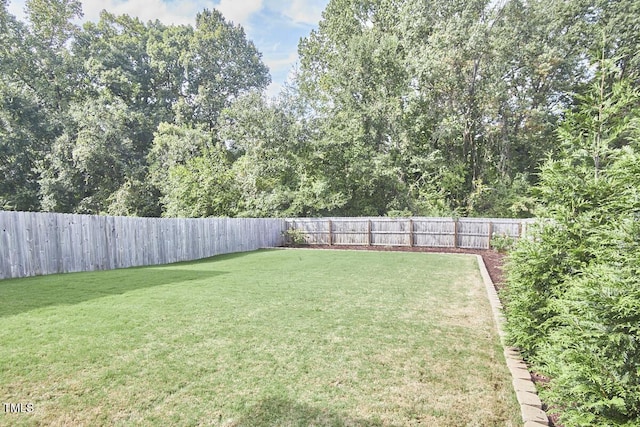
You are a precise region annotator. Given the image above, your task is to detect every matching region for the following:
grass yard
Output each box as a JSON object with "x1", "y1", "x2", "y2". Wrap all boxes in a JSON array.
[{"x1": 0, "y1": 249, "x2": 520, "y2": 426}]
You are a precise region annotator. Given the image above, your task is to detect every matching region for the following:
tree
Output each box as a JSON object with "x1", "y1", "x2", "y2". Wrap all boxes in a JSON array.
[
  {"x1": 3, "y1": 0, "x2": 639, "y2": 220},
  {"x1": 39, "y1": 95, "x2": 150, "y2": 214},
  {"x1": 596, "y1": 0, "x2": 640, "y2": 81},
  {"x1": 504, "y1": 62, "x2": 640, "y2": 426},
  {"x1": 297, "y1": 0, "x2": 415, "y2": 215},
  {"x1": 0, "y1": 0, "x2": 82, "y2": 211},
  {"x1": 33, "y1": 8, "x2": 272, "y2": 215},
  {"x1": 161, "y1": 146, "x2": 239, "y2": 218},
  {"x1": 146, "y1": 21, "x2": 194, "y2": 124},
  {"x1": 73, "y1": 12, "x2": 162, "y2": 151},
  {"x1": 23, "y1": 0, "x2": 83, "y2": 112},
  {"x1": 0, "y1": 80, "x2": 51, "y2": 211},
  {"x1": 218, "y1": 91, "x2": 346, "y2": 217},
  {"x1": 296, "y1": 0, "x2": 589, "y2": 216},
  {"x1": 183, "y1": 9, "x2": 270, "y2": 131},
  {"x1": 148, "y1": 122, "x2": 240, "y2": 217},
  {"x1": 148, "y1": 122, "x2": 211, "y2": 196}
]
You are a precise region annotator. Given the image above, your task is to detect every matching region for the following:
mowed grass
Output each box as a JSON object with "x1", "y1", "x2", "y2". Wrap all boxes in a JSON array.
[{"x1": 0, "y1": 249, "x2": 520, "y2": 426}]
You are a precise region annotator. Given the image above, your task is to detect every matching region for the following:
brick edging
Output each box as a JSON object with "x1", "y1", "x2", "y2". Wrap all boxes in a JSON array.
[{"x1": 475, "y1": 255, "x2": 550, "y2": 427}]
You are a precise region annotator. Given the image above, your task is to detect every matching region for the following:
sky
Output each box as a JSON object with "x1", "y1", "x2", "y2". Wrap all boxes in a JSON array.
[{"x1": 7, "y1": 0, "x2": 330, "y2": 98}]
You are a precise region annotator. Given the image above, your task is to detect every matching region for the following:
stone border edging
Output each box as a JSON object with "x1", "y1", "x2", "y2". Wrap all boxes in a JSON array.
[{"x1": 475, "y1": 255, "x2": 550, "y2": 427}]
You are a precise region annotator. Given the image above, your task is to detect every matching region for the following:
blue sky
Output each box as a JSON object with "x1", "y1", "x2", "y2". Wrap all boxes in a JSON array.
[{"x1": 7, "y1": 0, "x2": 330, "y2": 98}]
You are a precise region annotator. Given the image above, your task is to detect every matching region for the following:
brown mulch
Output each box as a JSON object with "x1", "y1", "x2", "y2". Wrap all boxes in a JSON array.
[{"x1": 296, "y1": 244, "x2": 563, "y2": 426}]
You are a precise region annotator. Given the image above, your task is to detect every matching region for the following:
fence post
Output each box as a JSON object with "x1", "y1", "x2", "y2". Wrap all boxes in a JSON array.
[
  {"x1": 367, "y1": 220, "x2": 372, "y2": 246},
  {"x1": 327, "y1": 219, "x2": 333, "y2": 246},
  {"x1": 408, "y1": 219, "x2": 414, "y2": 247},
  {"x1": 488, "y1": 222, "x2": 493, "y2": 250},
  {"x1": 453, "y1": 219, "x2": 458, "y2": 248}
]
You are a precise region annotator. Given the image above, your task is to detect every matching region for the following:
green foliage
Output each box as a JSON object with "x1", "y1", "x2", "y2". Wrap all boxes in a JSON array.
[
  {"x1": 161, "y1": 146, "x2": 239, "y2": 218},
  {"x1": 2, "y1": 0, "x2": 640, "y2": 219},
  {"x1": 39, "y1": 95, "x2": 149, "y2": 214},
  {"x1": 218, "y1": 90, "x2": 350, "y2": 217},
  {"x1": 504, "y1": 62, "x2": 640, "y2": 425},
  {"x1": 1, "y1": 3, "x2": 270, "y2": 215},
  {"x1": 465, "y1": 174, "x2": 535, "y2": 218},
  {"x1": 489, "y1": 233, "x2": 515, "y2": 253},
  {"x1": 148, "y1": 122, "x2": 210, "y2": 188},
  {"x1": 385, "y1": 209, "x2": 412, "y2": 218},
  {"x1": 282, "y1": 228, "x2": 306, "y2": 246},
  {"x1": 295, "y1": 0, "x2": 590, "y2": 217},
  {"x1": 106, "y1": 178, "x2": 161, "y2": 217},
  {"x1": 187, "y1": 9, "x2": 270, "y2": 130}
]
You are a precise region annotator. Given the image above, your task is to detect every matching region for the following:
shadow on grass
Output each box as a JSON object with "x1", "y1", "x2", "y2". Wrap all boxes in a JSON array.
[
  {"x1": 233, "y1": 396, "x2": 397, "y2": 427},
  {"x1": 0, "y1": 263, "x2": 229, "y2": 319}
]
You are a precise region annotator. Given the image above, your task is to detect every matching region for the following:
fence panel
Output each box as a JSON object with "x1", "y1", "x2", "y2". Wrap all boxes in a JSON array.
[
  {"x1": 371, "y1": 219, "x2": 410, "y2": 246},
  {"x1": 413, "y1": 218, "x2": 456, "y2": 247},
  {"x1": 0, "y1": 211, "x2": 286, "y2": 280},
  {"x1": 287, "y1": 219, "x2": 330, "y2": 245},
  {"x1": 457, "y1": 220, "x2": 490, "y2": 249},
  {"x1": 285, "y1": 217, "x2": 533, "y2": 250},
  {"x1": 332, "y1": 219, "x2": 368, "y2": 245}
]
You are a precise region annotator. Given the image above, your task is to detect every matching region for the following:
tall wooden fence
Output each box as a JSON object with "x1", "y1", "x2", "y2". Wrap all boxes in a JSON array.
[
  {"x1": 286, "y1": 217, "x2": 533, "y2": 250},
  {"x1": 0, "y1": 211, "x2": 286, "y2": 280}
]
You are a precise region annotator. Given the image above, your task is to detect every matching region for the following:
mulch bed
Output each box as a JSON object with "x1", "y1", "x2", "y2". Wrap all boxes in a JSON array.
[{"x1": 297, "y1": 244, "x2": 563, "y2": 426}]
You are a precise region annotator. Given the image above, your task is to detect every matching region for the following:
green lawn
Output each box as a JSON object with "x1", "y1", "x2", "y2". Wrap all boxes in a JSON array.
[{"x1": 0, "y1": 249, "x2": 520, "y2": 426}]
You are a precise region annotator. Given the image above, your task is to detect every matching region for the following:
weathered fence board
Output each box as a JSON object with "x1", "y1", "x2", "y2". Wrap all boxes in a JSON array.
[
  {"x1": 286, "y1": 217, "x2": 533, "y2": 250},
  {"x1": 0, "y1": 211, "x2": 286, "y2": 280}
]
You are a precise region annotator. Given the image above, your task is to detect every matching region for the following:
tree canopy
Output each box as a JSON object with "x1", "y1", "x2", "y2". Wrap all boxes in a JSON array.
[
  {"x1": 1, "y1": 1, "x2": 269, "y2": 214},
  {"x1": 1, "y1": 0, "x2": 638, "y2": 218}
]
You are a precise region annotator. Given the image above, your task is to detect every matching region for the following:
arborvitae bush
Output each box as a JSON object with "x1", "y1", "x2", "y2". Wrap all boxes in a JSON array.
[
  {"x1": 537, "y1": 208, "x2": 640, "y2": 425},
  {"x1": 504, "y1": 65, "x2": 640, "y2": 426}
]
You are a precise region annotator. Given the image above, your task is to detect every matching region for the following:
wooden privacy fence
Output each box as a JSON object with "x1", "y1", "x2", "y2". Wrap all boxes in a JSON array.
[
  {"x1": 285, "y1": 217, "x2": 533, "y2": 250},
  {"x1": 0, "y1": 211, "x2": 286, "y2": 280}
]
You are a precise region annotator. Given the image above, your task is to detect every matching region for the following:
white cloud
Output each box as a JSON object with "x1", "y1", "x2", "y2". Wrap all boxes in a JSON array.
[
  {"x1": 216, "y1": 0, "x2": 263, "y2": 26},
  {"x1": 7, "y1": 0, "x2": 26, "y2": 20},
  {"x1": 79, "y1": 0, "x2": 217, "y2": 25},
  {"x1": 7, "y1": 0, "x2": 263, "y2": 27},
  {"x1": 264, "y1": 50, "x2": 298, "y2": 73},
  {"x1": 283, "y1": 0, "x2": 324, "y2": 25},
  {"x1": 264, "y1": 50, "x2": 299, "y2": 98}
]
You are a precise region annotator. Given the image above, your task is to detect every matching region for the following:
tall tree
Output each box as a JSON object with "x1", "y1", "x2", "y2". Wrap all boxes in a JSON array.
[
  {"x1": 40, "y1": 95, "x2": 149, "y2": 214},
  {"x1": 298, "y1": 0, "x2": 415, "y2": 215},
  {"x1": 596, "y1": 0, "x2": 640, "y2": 81},
  {"x1": 182, "y1": 9, "x2": 270, "y2": 132},
  {"x1": 23, "y1": 0, "x2": 83, "y2": 112},
  {"x1": 146, "y1": 21, "x2": 194, "y2": 124},
  {"x1": 218, "y1": 91, "x2": 346, "y2": 217},
  {"x1": 72, "y1": 12, "x2": 158, "y2": 148},
  {"x1": 0, "y1": 0, "x2": 81, "y2": 211},
  {"x1": 297, "y1": 0, "x2": 590, "y2": 216},
  {"x1": 36, "y1": 8, "x2": 271, "y2": 215}
]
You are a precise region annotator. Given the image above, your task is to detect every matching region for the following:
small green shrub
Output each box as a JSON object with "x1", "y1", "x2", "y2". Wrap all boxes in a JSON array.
[
  {"x1": 489, "y1": 232, "x2": 515, "y2": 253},
  {"x1": 282, "y1": 228, "x2": 306, "y2": 246}
]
